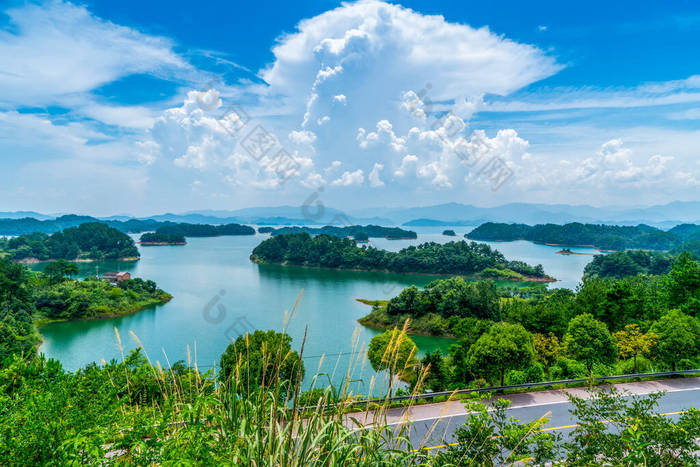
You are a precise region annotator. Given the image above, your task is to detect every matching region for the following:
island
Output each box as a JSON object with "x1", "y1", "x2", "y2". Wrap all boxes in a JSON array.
[
  {"x1": 443, "y1": 229, "x2": 456, "y2": 236},
  {"x1": 267, "y1": 224, "x2": 417, "y2": 239},
  {"x1": 155, "y1": 222, "x2": 255, "y2": 237},
  {"x1": 583, "y1": 250, "x2": 676, "y2": 279},
  {"x1": 0, "y1": 222, "x2": 140, "y2": 263},
  {"x1": 257, "y1": 226, "x2": 275, "y2": 234},
  {"x1": 466, "y1": 221, "x2": 698, "y2": 251},
  {"x1": 0, "y1": 258, "x2": 171, "y2": 331},
  {"x1": 250, "y1": 233, "x2": 553, "y2": 281},
  {"x1": 138, "y1": 232, "x2": 187, "y2": 245}
]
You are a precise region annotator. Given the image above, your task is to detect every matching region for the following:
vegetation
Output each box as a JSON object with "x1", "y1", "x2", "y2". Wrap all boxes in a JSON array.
[
  {"x1": 1, "y1": 327, "x2": 697, "y2": 464},
  {"x1": 467, "y1": 322, "x2": 534, "y2": 386},
  {"x1": 156, "y1": 222, "x2": 255, "y2": 237},
  {"x1": 0, "y1": 256, "x2": 170, "y2": 360},
  {"x1": 562, "y1": 313, "x2": 617, "y2": 377},
  {"x1": 360, "y1": 251, "x2": 700, "y2": 391},
  {"x1": 584, "y1": 250, "x2": 674, "y2": 278},
  {"x1": 139, "y1": 232, "x2": 186, "y2": 244},
  {"x1": 442, "y1": 229, "x2": 456, "y2": 236},
  {"x1": 0, "y1": 214, "x2": 165, "y2": 235},
  {"x1": 219, "y1": 329, "x2": 304, "y2": 397},
  {"x1": 0, "y1": 251, "x2": 698, "y2": 463},
  {"x1": 0, "y1": 222, "x2": 139, "y2": 261},
  {"x1": 268, "y1": 224, "x2": 417, "y2": 239},
  {"x1": 367, "y1": 328, "x2": 418, "y2": 391},
  {"x1": 257, "y1": 226, "x2": 275, "y2": 233},
  {"x1": 467, "y1": 221, "x2": 696, "y2": 251},
  {"x1": 251, "y1": 233, "x2": 550, "y2": 280}
]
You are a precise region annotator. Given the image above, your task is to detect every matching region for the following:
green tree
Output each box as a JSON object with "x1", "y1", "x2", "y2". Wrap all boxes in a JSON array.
[
  {"x1": 219, "y1": 330, "x2": 304, "y2": 397},
  {"x1": 533, "y1": 332, "x2": 561, "y2": 379},
  {"x1": 416, "y1": 349, "x2": 449, "y2": 392},
  {"x1": 43, "y1": 259, "x2": 79, "y2": 284},
  {"x1": 467, "y1": 322, "x2": 534, "y2": 386},
  {"x1": 665, "y1": 252, "x2": 700, "y2": 315},
  {"x1": 614, "y1": 324, "x2": 656, "y2": 374},
  {"x1": 367, "y1": 328, "x2": 418, "y2": 394},
  {"x1": 650, "y1": 310, "x2": 700, "y2": 371},
  {"x1": 563, "y1": 313, "x2": 617, "y2": 377}
]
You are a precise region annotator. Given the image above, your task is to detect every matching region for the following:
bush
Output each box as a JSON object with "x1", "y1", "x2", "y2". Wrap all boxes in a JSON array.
[{"x1": 550, "y1": 358, "x2": 587, "y2": 380}]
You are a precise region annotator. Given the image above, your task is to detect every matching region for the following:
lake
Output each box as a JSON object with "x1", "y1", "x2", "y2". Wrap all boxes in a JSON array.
[{"x1": 37, "y1": 226, "x2": 597, "y2": 393}]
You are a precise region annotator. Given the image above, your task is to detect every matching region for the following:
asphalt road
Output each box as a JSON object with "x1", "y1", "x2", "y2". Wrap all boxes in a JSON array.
[{"x1": 348, "y1": 377, "x2": 700, "y2": 452}]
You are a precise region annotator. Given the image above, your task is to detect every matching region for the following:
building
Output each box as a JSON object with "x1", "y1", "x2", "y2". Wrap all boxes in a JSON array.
[{"x1": 102, "y1": 271, "x2": 131, "y2": 284}]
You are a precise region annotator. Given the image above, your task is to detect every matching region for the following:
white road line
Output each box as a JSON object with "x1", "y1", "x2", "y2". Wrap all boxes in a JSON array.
[{"x1": 376, "y1": 384, "x2": 700, "y2": 427}]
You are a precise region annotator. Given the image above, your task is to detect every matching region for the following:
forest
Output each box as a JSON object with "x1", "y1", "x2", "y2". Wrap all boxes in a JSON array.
[
  {"x1": 251, "y1": 233, "x2": 549, "y2": 279},
  {"x1": 139, "y1": 232, "x2": 187, "y2": 244},
  {"x1": 359, "y1": 251, "x2": 700, "y2": 391},
  {"x1": 0, "y1": 223, "x2": 139, "y2": 261},
  {"x1": 268, "y1": 224, "x2": 418, "y2": 239},
  {"x1": 155, "y1": 222, "x2": 255, "y2": 237},
  {"x1": 467, "y1": 221, "x2": 700, "y2": 251},
  {"x1": 0, "y1": 258, "x2": 170, "y2": 361}
]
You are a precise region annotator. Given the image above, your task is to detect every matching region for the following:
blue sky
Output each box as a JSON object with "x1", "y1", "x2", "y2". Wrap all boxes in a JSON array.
[{"x1": 1, "y1": 0, "x2": 699, "y2": 216}]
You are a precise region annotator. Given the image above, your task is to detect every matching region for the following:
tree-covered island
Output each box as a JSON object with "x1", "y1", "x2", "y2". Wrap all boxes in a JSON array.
[
  {"x1": 0, "y1": 222, "x2": 139, "y2": 262},
  {"x1": 467, "y1": 221, "x2": 700, "y2": 251},
  {"x1": 250, "y1": 233, "x2": 552, "y2": 281},
  {"x1": 138, "y1": 232, "x2": 187, "y2": 245},
  {"x1": 267, "y1": 224, "x2": 417, "y2": 239}
]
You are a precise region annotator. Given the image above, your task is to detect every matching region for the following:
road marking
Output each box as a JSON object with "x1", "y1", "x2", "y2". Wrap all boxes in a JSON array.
[
  {"x1": 380, "y1": 385, "x2": 700, "y2": 427},
  {"x1": 415, "y1": 410, "x2": 688, "y2": 452}
]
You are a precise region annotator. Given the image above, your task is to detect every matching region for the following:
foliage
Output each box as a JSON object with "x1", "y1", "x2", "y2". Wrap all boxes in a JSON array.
[
  {"x1": 269, "y1": 224, "x2": 417, "y2": 239},
  {"x1": 34, "y1": 277, "x2": 170, "y2": 321},
  {"x1": 139, "y1": 232, "x2": 186, "y2": 244},
  {"x1": 468, "y1": 221, "x2": 685, "y2": 250},
  {"x1": 563, "y1": 313, "x2": 617, "y2": 375},
  {"x1": 433, "y1": 398, "x2": 559, "y2": 465},
  {"x1": 388, "y1": 277, "x2": 500, "y2": 320},
  {"x1": 42, "y1": 259, "x2": 79, "y2": 284},
  {"x1": 467, "y1": 322, "x2": 534, "y2": 386},
  {"x1": 3, "y1": 222, "x2": 139, "y2": 261},
  {"x1": 219, "y1": 330, "x2": 304, "y2": 397},
  {"x1": 367, "y1": 328, "x2": 418, "y2": 387},
  {"x1": 614, "y1": 324, "x2": 656, "y2": 374},
  {"x1": 251, "y1": 233, "x2": 548, "y2": 278},
  {"x1": 650, "y1": 309, "x2": 700, "y2": 371},
  {"x1": 156, "y1": 222, "x2": 255, "y2": 237},
  {"x1": 584, "y1": 250, "x2": 674, "y2": 279},
  {"x1": 533, "y1": 332, "x2": 561, "y2": 377},
  {"x1": 563, "y1": 389, "x2": 700, "y2": 465}
]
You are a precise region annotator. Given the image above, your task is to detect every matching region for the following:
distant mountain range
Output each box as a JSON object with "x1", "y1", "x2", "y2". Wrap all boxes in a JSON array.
[{"x1": 1, "y1": 201, "x2": 698, "y2": 230}]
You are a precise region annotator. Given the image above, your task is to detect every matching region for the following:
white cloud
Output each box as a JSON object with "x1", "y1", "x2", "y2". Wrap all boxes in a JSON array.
[
  {"x1": 0, "y1": 0, "x2": 191, "y2": 107},
  {"x1": 394, "y1": 154, "x2": 418, "y2": 177},
  {"x1": 368, "y1": 163, "x2": 385, "y2": 187},
  {"x1": 331, "y1": 169, "x2": 364, "y2": 186},
  {"x1": 333, "y1": 94, "x2": 347, "y2": 104},
  {"x1": 288, "y1": 130, "x2": 317, "y2": 145}
]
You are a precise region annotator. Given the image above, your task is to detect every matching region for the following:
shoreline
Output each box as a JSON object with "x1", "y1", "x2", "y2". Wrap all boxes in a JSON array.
[
  {"x1": 138, "y1": 242, "x2": 187, "y2": 246},
  {"x1": 18, "y1": 256, "x2": 139, "y2": 265},
  {"x1": 35, "y1": 296, "x2": 172, "y2": 328}
]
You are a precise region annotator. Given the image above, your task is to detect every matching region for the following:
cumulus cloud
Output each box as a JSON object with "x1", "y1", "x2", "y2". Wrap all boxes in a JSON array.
[
  {"x1": 368, "y1": 163, "x2": 385, "y2": 187},
  {"x1": 0, "y1": 0, "x2": 190, "y2": 107},
  {"x1": 331, "y1": 169, "x2": 364, "y2": 186}
]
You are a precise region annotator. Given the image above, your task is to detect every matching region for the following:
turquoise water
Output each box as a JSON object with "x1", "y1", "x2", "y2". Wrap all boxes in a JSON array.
[{"x1": 36, "y1": 227, "x2": 596, "y2": 392}]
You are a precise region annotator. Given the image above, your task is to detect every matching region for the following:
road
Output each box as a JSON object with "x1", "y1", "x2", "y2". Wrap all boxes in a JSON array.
[{"x1": 345, "y1": 377, "x2": 700, "y2": 451}]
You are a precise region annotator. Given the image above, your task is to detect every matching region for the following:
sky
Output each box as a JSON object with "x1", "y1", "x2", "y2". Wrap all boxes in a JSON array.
[{"x1": 1, "y1": 0, "x2": 700, "y2": 216}]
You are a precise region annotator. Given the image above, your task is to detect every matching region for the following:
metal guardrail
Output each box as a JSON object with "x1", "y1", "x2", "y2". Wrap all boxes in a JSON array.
[{"x1": 306, "y1": 369, "x2": 700, "y2": 411}]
